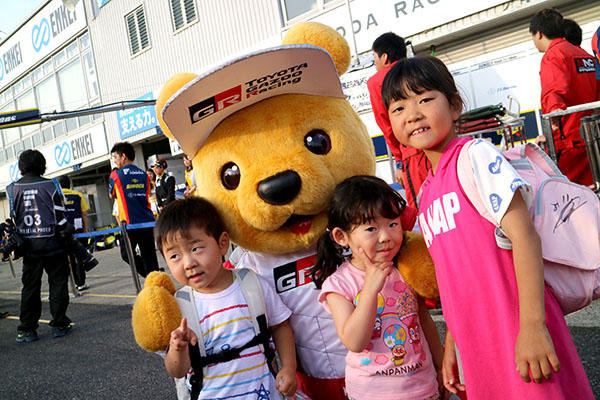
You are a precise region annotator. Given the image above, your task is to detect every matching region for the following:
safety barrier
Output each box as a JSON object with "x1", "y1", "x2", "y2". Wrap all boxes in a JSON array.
[
  {"x1": 73, "y1": 221, "x2": 156, "y2": 294},
  {"x1": 541, "y1": 100, "x2": 600, "y2": 193}
]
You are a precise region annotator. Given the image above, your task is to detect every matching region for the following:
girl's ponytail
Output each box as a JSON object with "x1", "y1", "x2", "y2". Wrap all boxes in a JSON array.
[{"x1": 312, "y1": 230, "x2": 345, "y2": 289}]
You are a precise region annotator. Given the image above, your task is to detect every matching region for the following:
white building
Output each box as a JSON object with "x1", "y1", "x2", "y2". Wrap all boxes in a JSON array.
[
  {"x1": 1, "y1": 0, "x2": 598, "y2": 225},
  {"x1": 0, "y1": 0, "x2": 115, "y2": 227}
]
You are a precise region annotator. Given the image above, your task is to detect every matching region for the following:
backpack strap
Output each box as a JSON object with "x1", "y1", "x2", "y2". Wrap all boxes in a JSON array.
[
  {"x1": 175, "y1": 286, "x2": 207, "y2": 400},
  {"x1": 174, "y1": 270, "x2": 275, "y2": 399},
  {"x1": 234, "y1": 268, "x2": 277, "y2": 376}
]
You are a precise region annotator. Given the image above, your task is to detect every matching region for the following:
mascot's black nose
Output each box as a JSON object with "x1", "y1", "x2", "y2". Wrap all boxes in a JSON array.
[{"x1": 257, "y1": 170, "x2": 302, "y2": 205}]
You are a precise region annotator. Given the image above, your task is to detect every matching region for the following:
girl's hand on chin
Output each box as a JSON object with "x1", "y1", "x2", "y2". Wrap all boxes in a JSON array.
[{"x1": 358, "y1": 247, "x2": 392, "y2": 295}]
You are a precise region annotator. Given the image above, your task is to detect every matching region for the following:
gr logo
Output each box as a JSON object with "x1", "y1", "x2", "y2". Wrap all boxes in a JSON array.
[
  {"x1": 273, "y1": 254, "x2": 316, "y2": 293},
  {"x1": 188, "y1": 85, "x2": 241, "y2": 124}
]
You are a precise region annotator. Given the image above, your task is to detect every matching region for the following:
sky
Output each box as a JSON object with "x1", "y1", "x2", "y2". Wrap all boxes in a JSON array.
[{"x1": 0, "y1": 0, "x2": 46, "y2": 42}]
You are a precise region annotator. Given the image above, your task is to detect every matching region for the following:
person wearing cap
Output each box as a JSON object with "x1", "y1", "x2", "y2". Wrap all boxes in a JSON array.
[
  {"x1": 152, "y1": 158, "x2": 176, "y2": 210},
  {"x1": 183, "y1": 154, "x2": 197, "y2": 197},
  {"x1": 530, "y1": 9, "x2": 600, "y2": 186},
  {"x1": 367, "y1": 32, "x2": 430, "y2": 208},
  {"x1": 109, "y1": 142, "x2": 160, "y2": 277}
]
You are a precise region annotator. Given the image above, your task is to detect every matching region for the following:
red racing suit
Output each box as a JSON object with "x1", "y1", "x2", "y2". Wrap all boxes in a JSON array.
[
  {"x1": 540, "y1": 38, "x2": 600, "y2": 185},
  {"x1": 367, "y1": 63, "x2": 430, "y2": 208}
]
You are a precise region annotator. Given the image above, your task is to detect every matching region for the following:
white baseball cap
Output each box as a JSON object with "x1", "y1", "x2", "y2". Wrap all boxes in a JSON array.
[{"x1": 160, "y1": 44, "x2": 345, "y2": 156}]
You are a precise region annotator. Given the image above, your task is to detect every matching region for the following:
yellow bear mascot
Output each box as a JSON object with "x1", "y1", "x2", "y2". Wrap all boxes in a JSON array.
[{"x1": 132, "y1": 22, "x2": 437, "y2": 399}]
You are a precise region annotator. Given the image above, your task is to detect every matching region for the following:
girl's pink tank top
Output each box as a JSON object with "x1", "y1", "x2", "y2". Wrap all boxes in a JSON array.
[{"x1": 417, "y1": 137, "x2": 593, "y2": 399}]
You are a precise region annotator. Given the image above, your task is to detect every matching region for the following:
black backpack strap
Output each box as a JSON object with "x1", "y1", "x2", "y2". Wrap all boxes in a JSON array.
[{"x1": 188, "y1": 343, "x2": 203, "y2": 400}]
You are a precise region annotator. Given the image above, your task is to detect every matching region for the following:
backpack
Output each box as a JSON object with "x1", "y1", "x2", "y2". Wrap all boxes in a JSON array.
[
  {"x1": 174, "y1": 268, "x2": 276, "y2": 400},
  {"x1": 457, "y1": 139, "x2": 600, "y2": 315}
]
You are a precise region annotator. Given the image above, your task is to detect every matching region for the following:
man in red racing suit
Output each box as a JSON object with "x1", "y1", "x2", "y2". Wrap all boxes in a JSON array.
[
  {"x1": 367, "y1": 33, "x2": 431, "y2": 208},
  {"x1": 531, "y1": 9, "x2": 600, "y2": 186}
]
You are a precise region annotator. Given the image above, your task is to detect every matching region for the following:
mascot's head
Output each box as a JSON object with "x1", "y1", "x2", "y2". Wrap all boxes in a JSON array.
[{"x1": 155, "y1": 22, "x2": 375, "y2": 254}]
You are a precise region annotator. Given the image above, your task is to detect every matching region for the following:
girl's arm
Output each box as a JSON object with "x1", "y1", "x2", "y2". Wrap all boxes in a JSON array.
[
  {"x1": 164, "y1": 318, "x2": 197, "y2": 378},
  {"x1": 270, "y1": 320, "x2": 297, "y2": 397},
  {"x1": 441, "y1": 328, "x2": 466, "y2": 395},
  {"x1": 417, "y1": 296, "x2": 445, "y2": 397},
  {"x1": 500, "y1": 190, "x2": 560, "y2": 383}
]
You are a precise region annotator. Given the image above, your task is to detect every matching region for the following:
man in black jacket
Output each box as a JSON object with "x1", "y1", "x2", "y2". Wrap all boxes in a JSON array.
[
  {"x1": 7, "y1": 150, "x2": 73, "y2": 342},
  {"x1": 152, "y1": 157, "x2": 176, "y2": 211}
]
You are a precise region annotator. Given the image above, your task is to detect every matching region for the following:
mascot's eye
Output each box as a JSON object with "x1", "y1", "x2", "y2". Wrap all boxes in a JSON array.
[
  {"x1": 220, "y1": 162, "x2": 240, "y2": 190},
  {"x1": 304, "y1": 130, "x2": 331, "y2": 155}
]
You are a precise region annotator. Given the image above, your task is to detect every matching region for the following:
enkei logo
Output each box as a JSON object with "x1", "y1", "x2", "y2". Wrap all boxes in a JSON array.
[
  {"x1": 31, "y1": 18, "x2": 51, "y2": 52},
  {"x1": 0, "y1": 58, "x2": 4, "y2": 81},
  {"x1": 273, "y1": 254, "x2": 316, "y2": 293},
  {"x1": 188, "y1": 85, "x2": 241, "y2": 124},
  {"x1": 54, "y1": 142, "x2": 71, "y2": 167},
  {"x1": 574, "y1": 57, "x2": 595, "y2": 73}
]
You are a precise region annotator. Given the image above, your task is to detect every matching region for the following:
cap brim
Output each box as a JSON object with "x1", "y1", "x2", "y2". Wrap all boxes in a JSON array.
[{"x1": 161, "y1": 44, "x2": 345, "y2": 156}]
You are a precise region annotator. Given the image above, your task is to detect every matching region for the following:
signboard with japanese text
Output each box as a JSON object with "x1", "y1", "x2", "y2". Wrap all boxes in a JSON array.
[
  {"x1": 340, "y1": 64, "x2": 375, "y2": 113},
  {"x1": 117, "y1": 92, "x2": 158, "y2": 139},
  {"x1": 0, "y1": 0, "x2": 86, "y2": 91}
]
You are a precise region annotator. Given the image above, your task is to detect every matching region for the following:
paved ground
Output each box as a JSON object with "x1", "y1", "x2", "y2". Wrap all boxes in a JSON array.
[{"x1": 0, "y1": 246, "x2": 598, "y2": 399}]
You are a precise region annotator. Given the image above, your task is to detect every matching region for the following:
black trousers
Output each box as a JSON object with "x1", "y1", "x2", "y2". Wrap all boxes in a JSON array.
[
  {"x1": 19, "y1": 253, "x2": 71, "y2": 331},
  {"x1": 70, "y1": 238, "x2": 89, "y2": 287},
  {"x1": 119, "y1": 227, "x2": 159, "y2": 277}
]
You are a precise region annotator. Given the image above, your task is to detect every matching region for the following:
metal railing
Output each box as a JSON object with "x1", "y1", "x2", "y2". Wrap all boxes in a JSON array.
[{"x1": 541, "y1": 101, "x2": 600, "y2": 192}]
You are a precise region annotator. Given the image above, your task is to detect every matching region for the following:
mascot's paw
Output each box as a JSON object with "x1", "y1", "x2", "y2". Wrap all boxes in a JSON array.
[
  {"x1": 131, "y1": 271, "x2": 182, "y2": 352},
  {"x1": 397, "y1": 232, "x2": 439, "y2": 300}
]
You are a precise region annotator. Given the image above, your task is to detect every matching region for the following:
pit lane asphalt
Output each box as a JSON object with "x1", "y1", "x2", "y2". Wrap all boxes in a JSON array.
[{"x1": 0, "y1": 246, "x2": 598, "y2": 399}]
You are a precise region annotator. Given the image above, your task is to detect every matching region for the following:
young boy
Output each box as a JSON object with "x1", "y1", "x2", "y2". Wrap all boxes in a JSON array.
[{"x1": 154, "y1": 197, "x2": 297, "y2": 399}]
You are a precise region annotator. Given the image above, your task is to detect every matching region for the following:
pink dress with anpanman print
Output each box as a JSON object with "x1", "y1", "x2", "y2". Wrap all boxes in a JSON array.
[
  {"x1": 319, "y1": 262, "x2": 438, "y2": 400},
  {"x1": 418, "y1": 137, "x2": 593, "y2": 399}
]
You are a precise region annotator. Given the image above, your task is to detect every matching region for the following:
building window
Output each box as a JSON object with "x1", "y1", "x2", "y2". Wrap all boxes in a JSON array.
[
  {"x1": 32, "y1": 132, "x2": 42, "y2": 147},
  {"x1": 53, "y1": 121, "x2": 66, "y2": 138},
  {"x1": 281, "y1": 0, "x2": 335, "y2": 21},
  {"x1": 36, "y1": 75, "x2": 61, "y2": 113},
  {"x1": 16, "y1": 89, "x2": 37, "y2": 136},
  {"x1": 170, "y1": 0, "x2": 197, "y2": 31},
  {"x1": 58, "y1": 58, "x2": 88, "y2": 110},
  {"x1": 126, "y1": 6, "x2": 150, "y2": 55},
  {"x1": 42, "y1": 127, "x2": 54, "y2": 143},
  {"x1": 82, "y1": 52, "x2": 100, "y2": 99}
]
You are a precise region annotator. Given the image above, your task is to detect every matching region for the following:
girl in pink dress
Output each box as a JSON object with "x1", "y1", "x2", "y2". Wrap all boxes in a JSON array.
[
  {"x1": 313, "y1": 175, "x2": 444, "y2": 400},
  {"x1": 381, "y1": 55, "x2": 594, "y2": 399}
]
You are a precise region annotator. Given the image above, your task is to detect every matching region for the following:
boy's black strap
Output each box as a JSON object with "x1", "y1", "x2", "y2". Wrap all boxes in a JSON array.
[
  {"x1": 187, "y1": 314, "x2": 276, "y2": 399},
  {"x1": 188, "y1": 343, "x2": 203, "y2": 400}
]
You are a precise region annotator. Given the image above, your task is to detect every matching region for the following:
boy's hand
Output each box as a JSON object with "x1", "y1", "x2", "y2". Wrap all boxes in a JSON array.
[
  {"x1": 275, "y1": 367, "x2": 297, "y2": 397},
  {"x1": 169, "y1": 318, "x2": 198, "y2": 352},
  {"x1": 515, "y1": 323, "x2": 560, "y2": 383},
  {"x1": 357, "y1": 248, "x2": 393, "y2": 295}
]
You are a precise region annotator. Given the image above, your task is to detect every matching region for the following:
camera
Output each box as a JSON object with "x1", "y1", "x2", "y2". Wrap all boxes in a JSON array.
[
  {"x1": 0, "y1": 220, "x2": 24, "y2": 261},
  {"x1": 58, "y1": 224, "x2": 99, "y2": 271}
]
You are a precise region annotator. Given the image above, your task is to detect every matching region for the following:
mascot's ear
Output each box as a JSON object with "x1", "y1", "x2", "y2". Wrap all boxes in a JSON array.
[
  {"x1": 282, "y1": 21, "x2": 351, "y2": 75},
  {"x1": 155, "y1": 72, "x2": 198, "y2": 139}
]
